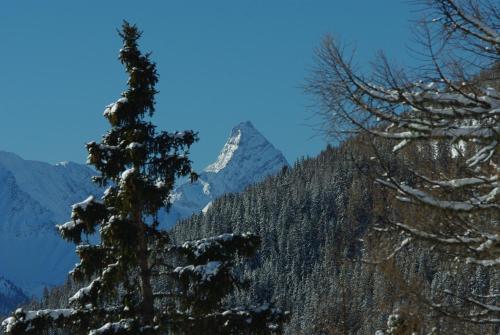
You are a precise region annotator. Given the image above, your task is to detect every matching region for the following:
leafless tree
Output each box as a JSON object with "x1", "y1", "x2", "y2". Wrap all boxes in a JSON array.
[{"x1": 307, "y1": 0, "x2": 499, "y2": 325}]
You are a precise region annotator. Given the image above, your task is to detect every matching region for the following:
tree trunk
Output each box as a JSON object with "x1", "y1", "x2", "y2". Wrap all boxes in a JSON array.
[{"x1": 136, "y1": 213, "x2": 154, "y2": 324}]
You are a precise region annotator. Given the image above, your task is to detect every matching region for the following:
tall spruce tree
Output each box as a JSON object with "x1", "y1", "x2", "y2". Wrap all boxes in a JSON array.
[{"x1": 1, "y1": 22, "x2": 285, "y2": 335}]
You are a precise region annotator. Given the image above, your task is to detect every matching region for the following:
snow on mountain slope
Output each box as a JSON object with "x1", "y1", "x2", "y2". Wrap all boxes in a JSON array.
[
  {"x1": 0, "y1": 277, "x2": 28, "y2": 316},
  {"x1": 162, "y1": 121, "x2": 289, "y2": 227},
  {"x1": 0, "y1": 121, "x2": 287, "y2": 312},
  {"x1": 0, "y1": 153, "x2": 98, "y2": 220},
  {"x1": 0, "y1": 151, "x2": 101, "y2": 298}
]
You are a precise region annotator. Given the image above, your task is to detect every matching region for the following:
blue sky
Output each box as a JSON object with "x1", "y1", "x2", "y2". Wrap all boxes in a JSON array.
[{"x1": 0, "y1": 1, "x2": 414, "y2": 170}]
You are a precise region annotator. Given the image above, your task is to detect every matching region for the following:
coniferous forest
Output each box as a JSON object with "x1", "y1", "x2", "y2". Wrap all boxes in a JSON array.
[
  {"x1": 1, "y1": 0, "x2": 499, "y2": 334},
  {"x1": 27, "y1": 133, "x2": 499, "y2": 334},
  {"x1": 171, "y1": 136, "x2": 499, "y2": 334}
]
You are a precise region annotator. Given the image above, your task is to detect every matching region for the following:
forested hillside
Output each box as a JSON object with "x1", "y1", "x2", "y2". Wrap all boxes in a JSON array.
[
  {"x1": 15, "y1": 135, "x2": 498, "y2": 334},
  {"x1": 171, "y1": 137, "x2": 499, "y2": 334},
  {"x1": 3, "y1": 1, "x2": 496, "y2": 333}
]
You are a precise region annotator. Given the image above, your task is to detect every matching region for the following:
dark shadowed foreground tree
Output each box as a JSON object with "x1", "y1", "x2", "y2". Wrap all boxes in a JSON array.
[
  {"x1": 1, "y1": 22, "x2": 285, "y2": 335},
  {"x1": 308, "y1": 0, "x2": 498, "y2": 328}
]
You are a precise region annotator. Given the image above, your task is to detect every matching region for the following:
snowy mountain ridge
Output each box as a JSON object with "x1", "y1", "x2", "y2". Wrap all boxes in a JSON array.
[
  {"x1": 162, "y1": 121, "x2": 289, "y2": 226},
  {"x1": 0, "y1": 151, "x2": 101, "y2": 298},
  {"x1": 0, "y1": 121, "x2": 287, "y2": 311},
  {"x1": 0, "y1": 277, "x2": 28, "y2": 316},
  {"x1": 204, "y1": 126, "x2": 242, "y2": 173}
]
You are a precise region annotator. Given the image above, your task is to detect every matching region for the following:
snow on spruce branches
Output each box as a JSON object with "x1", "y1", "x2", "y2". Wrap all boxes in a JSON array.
[{"x1": 1, "y1": 21, "x2": 285, "y2": 335}]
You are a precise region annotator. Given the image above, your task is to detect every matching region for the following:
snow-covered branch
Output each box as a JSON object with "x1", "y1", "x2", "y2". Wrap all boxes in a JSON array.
[{"x1": 308, "y1": 0, "x2": 499, "y2": 324}]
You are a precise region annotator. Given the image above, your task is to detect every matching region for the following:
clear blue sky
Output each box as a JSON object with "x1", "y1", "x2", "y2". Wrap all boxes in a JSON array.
[{"x1": 0, "y1": 1, "x2": 414, "y2": 171}]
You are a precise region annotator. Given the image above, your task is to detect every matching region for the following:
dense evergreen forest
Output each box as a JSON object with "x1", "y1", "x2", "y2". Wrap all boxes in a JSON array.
[
  {"x1": 21, "y1": 134, "x2": 498, "y2": 334},
  {"x1": 2, "y1": 1, "x2": 497, "y2": 334},
  {"x1": 170, "y1": 136, "x2": 499, "y2": 335}
]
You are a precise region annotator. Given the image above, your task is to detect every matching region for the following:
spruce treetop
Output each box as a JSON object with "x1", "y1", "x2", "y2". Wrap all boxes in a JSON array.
[{"x1": 1, "y1": 21, "x2": 286, "y2": 335}]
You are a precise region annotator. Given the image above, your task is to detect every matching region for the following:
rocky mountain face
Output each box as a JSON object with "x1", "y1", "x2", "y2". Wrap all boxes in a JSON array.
[
  {"x1": 161, "y1": 121, "x2": 289, "y2": 227},
  {"x1": 0, "y1": 121, "x2": 287, "y2": 312},
  {"x1": 0, "y1": 277, "x2": 27, "y2": 316},
  {"x1": 0, "y1": 151, "x2": 101, "y2": 298}
]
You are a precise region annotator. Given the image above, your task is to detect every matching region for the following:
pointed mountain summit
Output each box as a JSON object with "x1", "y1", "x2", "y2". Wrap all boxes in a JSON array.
[
  {"x1": 204, "y1": 121, "x2": 289, "y2": 190},
  {"x1": 0, "y1": 122, "x2": 286, "y2": 306},
  {"x1": 162, "y1": 121, "x2": 289, "y2": 227}
]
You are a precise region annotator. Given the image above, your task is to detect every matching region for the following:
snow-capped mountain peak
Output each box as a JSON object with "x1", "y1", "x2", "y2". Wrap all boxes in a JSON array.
[
  {"x1": 162, "y1": 121, "x2": 288, "y2": 226},
  {"x1": 0, "y1": 121, "x2": 287, "y2": 311},
  {"x1": 205, "y1": 121, "x2": 255, "y2": 173}
]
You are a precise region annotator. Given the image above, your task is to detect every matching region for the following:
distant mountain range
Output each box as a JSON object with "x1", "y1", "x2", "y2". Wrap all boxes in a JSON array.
[
  {"x1": 0, "y1": 121, "x2": 287, "y2": 313},
  {"x1": 0, "y1": 153, "x2": 101, "y2": 299}
]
